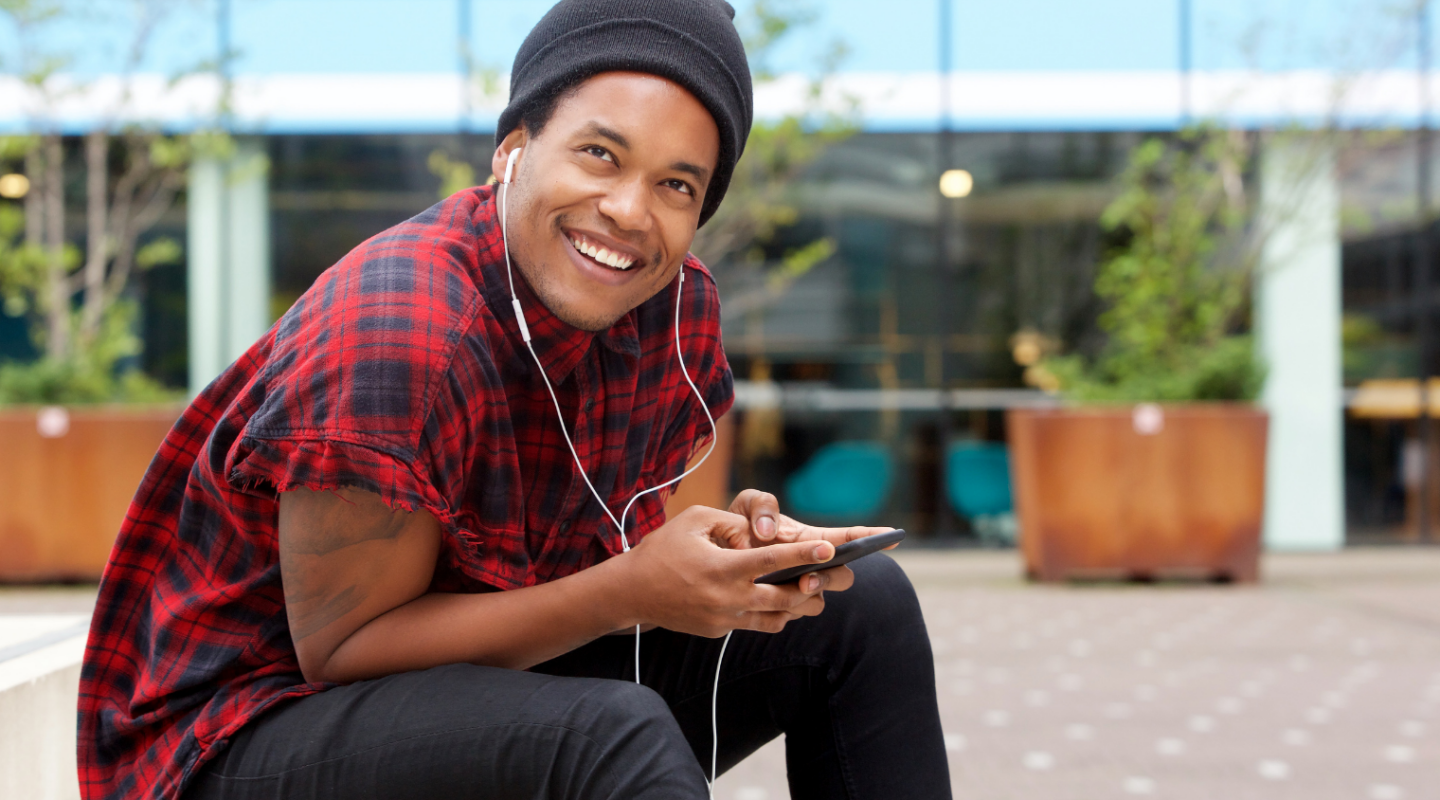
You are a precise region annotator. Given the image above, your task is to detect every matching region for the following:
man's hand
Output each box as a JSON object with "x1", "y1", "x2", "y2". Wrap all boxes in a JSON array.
[
  {"x1": 725, "y1": 489, "x2": 898, "y2": 591},
  {"x1": 273, "y1": 487, "x2": 894, "y2": 684},
  {"x1": 621, "y1": 505, "x2": 844, "y2": 638}
]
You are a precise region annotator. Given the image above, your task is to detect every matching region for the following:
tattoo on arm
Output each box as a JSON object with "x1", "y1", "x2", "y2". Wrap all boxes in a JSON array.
[
  {"x1": 285, "y1": 501, "x2": 409, "y2": 556},
  {"x1": 280, "y1": 489, "x2": 409, "y2": 643},
  {"x1": 287, "y1": 584, "x2": 363, "y2": 641}
]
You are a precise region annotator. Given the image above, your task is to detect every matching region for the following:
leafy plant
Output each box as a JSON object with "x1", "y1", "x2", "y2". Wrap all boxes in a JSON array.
[
  {"x1": 1039, "y1": 126, "x2": 1266, "y2": 403},
  {"x1": 427, "y1": 150, "x2": 477, "y2": 200},
  {"x1": 689, "y1": 0, "x2": 858, "y2": 303},
  {"x1": 0, "y1": 0, "x2": 212, "y2": 404}
]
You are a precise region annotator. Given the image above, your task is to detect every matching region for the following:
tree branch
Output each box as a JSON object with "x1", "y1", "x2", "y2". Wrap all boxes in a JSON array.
[
  {"x1": 80, "y1": 129, "x2": 109, "y2": 342},
  {"x1": 42, "y1": 134, "x2": 68, "y2": 360}
]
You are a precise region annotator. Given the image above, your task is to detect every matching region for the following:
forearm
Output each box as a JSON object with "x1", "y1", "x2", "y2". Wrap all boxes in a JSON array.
[
  {"x1": 279, "y1": 489, "x2": 838, "y2": 686},
  {"x1": 316, "y1": 555, "x2": 638, "y2": 682}
]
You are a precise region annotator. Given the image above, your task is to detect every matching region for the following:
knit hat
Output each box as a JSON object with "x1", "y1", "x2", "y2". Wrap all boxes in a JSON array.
[{"x1": 496, "y1": 0, "x2": 753, "y2": 227}]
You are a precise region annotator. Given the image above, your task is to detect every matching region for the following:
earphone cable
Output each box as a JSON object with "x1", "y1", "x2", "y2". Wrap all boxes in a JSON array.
[
  {"x1": 500, "y1": 183, "x2": 718, "y2": 555},
  {"x1": 500, "y1": 170, "x2": 726, "y2": 793},
  {"x1": 709, "y1": 630, "x2": 732, "y2": 799}
]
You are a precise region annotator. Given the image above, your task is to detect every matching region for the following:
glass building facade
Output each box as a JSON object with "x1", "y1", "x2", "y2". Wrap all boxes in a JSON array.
[
  {"x1": 82, "y1": 125, "x2": 1427, "y2": 543},
  {"x1": 4, "y1": 0, "x2": 1438, "y2": 545}
]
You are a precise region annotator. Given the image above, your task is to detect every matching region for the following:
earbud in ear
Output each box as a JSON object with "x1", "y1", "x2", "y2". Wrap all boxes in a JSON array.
[{"x1": 504, "y1": 147, "x2": 522, "y2": 184}]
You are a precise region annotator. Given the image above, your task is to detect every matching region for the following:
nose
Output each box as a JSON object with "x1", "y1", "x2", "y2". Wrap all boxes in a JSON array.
[{"x1": 596, "y1": 176, "x2": 653, "y2": 235}]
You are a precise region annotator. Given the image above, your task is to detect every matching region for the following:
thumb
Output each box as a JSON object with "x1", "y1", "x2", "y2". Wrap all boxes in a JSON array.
[{"x1": 731, "y1": 539, "x2": 836, "y2": 579}]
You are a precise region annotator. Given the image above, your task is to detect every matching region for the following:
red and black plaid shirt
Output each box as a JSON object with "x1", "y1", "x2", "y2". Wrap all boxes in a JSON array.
[{"x1": 77, "y1": 185, "x2": 733, "y2": 800}]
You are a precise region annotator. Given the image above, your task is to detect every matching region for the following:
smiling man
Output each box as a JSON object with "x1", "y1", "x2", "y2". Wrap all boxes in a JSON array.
[
  {"x1": 77, "y1": 2, "x2": 950, "y2": 799},
  {"x1": 501, "y1": 74, "x2": 719, "y2": 332}
]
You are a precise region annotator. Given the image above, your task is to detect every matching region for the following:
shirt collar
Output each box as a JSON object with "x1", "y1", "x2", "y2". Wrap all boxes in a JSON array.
[{"x1": 471, "y1": 186, "x2": 640, "y2": 383}]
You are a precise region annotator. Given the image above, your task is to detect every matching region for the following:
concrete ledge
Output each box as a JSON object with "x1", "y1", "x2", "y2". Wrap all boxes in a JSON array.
[{"x1": 1, "y1": 615, "x2": 88, "y2": 800}]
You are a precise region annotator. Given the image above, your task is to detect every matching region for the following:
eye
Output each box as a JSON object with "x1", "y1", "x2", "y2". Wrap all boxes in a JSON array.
[
  {"x1": 663, "y1": 179, "x2": 694, "y2": 196},
  {"x1": 583, "y1": 145, "x2": 615, "y2": 163}
]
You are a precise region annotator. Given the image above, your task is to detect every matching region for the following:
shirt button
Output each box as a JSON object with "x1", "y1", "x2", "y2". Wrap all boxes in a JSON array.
[
  {"x1": 559, "y1": 520, "x2": 572, "y2": 534},
  {"x1": 583, "y1": 397, "x2": 595, "y2": 413}
]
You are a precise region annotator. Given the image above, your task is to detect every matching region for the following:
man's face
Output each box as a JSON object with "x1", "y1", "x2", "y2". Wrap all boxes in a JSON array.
[{"x1": 492, "y1": 72, "x2": 721, "y2": 332}]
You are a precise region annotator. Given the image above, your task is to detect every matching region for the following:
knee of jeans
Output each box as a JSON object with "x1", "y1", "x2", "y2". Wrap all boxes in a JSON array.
[
  {"x1": 558, "y1": 681, "x2": 705, "y2": 799},
  {"x1": 846, "y1": 554, "x2": 928, "y2": 645},
  {"x1": 575, "y1": 679, "x2": 678, "y2": 739}
]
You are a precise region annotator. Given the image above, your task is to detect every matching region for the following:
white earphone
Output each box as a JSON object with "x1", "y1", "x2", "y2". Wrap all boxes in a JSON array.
[
  {"x1": 504, "y1": 146, "x2": 520, "y2": 185},
  {"x1": 499, "y1": 146, "x2": 729, "y2": 796}
]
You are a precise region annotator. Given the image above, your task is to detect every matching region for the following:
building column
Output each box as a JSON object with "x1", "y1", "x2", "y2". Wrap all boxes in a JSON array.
[
  {"x1": 1257, "y1": 135, "x2": 1345, "y2": 550},
  {"x1": 187, "y1": 137, "x2": 271, "y2": 395}
]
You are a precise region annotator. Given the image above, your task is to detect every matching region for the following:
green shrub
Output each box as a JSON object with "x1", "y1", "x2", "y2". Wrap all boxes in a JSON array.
[
  {"x1": 0, "y1": 300, "x2": 181, "y2": 404},
  {"x1": 1041, "y1": 127, "x2": 1265, "y2": 403}
]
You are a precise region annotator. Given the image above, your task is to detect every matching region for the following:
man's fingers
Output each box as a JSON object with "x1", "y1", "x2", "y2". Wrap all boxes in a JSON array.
[
  {"x1": 729, "y1": 489, "x2": 780, "y2": 542},
  {"x1": 781, "y1": 521, "x2": 898, "y2": 549},
  {"x1": 810, "y1": 565, "x2": 855, "y2": 593},
  {"x1": 737, "y1": 594, "x2": 826, "y2": 634},
  {"x1": 830, "y1": 525, "x2": 895, "y2": 546},
  {"x1": 731, "y1": 538, "x2": 835, "y2": 580},
  {"x1": 789, "y1": 566, "x2": 853, "y2": 594},
  {"x1": 738, "y1": 611, "x2": 790, "y2": 634},
  {"x1": 750, "y1": 585, "x2": 798, "y2": 612},
  {"x1": 747, "y1": 579, "x2": 824, "y2": 612},
  {"x1": 697, "y1": 506, "x2": 759, "y2": 551},
  {"x1": 797, "y1": 593, "x2": 825, "y2": 617}
]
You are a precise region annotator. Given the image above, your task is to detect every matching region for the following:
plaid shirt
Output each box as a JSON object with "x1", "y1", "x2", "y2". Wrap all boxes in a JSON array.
[{"x1": 77, "y1": 185, "x2": 734, "y2": 800}]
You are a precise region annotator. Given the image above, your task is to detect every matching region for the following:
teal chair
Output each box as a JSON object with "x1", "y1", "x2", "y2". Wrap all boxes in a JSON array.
[
  {"x1": 945, "y1": 441, "x2": 1017, "y2": 545},
  {"x1": 785, "y1": 441, "x2": 894, "y2": 522}
]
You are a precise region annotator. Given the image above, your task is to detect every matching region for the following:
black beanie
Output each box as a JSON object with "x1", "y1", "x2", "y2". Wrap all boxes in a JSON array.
[{"x1": 496, "y1": 0, "x2": 753, "y2": 227}]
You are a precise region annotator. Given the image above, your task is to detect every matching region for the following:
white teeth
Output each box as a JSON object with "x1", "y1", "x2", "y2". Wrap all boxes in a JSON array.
[
  {"x1": 604, "y1": 249, "x2": 633, "y2": 270},
  {"x1": 569, "y1": 235, "x2": 635, "y2": 270}
]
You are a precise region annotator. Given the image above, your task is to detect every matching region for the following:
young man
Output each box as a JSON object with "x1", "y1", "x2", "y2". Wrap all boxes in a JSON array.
[{"x1": 78, "y1": 1, "x2": 951, "y2": 798}]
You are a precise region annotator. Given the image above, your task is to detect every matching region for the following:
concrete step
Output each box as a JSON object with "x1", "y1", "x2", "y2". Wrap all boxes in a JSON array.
[{"x1": 1, "y1": 614, "x2": 89, "y2": 800}]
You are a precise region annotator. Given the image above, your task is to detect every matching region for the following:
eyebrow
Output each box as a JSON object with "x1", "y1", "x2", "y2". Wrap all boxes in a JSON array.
[
  {"x1": 582, "y1": 122, "x2": 631, "y2": 151},
  {"x1": 669, "y1": 160, "x2": 711, "y2": 184},
  {"x1": 579, "y1": 121, "x2": 713, "y2": 185}
]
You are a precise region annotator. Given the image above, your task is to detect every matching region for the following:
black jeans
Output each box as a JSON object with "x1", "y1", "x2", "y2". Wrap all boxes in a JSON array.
[{"x1": 184, "y1": 555, "x2": 951, "y2": 800}]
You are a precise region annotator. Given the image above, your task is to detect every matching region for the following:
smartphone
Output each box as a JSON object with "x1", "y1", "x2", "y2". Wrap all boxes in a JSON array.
[{"x1": 753, "y1": 529, "x2": 906, "y2": 585}]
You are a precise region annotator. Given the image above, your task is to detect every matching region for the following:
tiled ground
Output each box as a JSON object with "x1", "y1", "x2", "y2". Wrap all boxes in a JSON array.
[
  {"x1": 715, "y1": 548, "x2": 1440, "y2": 800},
  {"x1": 4, "y1": 550, "x2": 1438, "y2": 799}
]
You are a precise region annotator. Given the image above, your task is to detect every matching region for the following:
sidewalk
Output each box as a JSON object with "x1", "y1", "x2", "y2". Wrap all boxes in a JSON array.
[
  {"x1": 4, "y1": 549, "x2": 1438, "y2": 799},
  {"x1": 718, "y1": 548, "x2": 1440, "y2": 800}
]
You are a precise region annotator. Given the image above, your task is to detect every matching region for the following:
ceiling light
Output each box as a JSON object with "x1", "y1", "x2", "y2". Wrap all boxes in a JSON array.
[{"x1": 939, "y1": 169, "x2": 973, "y2": 198}]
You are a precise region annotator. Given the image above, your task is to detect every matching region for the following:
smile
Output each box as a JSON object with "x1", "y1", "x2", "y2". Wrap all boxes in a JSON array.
[{"x1": 567, "y1": 231, "x2": 638, "y2": 271}]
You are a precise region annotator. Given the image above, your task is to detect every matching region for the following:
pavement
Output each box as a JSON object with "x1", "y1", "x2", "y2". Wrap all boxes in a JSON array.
[
  {"x1": 717, "y1": 548, "x2": 1440, "y2": 800},
  {"x1": 3, "y1": 548, "x2": 1438, "y2": 799}
]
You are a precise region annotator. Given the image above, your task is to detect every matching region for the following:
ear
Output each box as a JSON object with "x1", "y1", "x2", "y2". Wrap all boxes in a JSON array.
[{"x1": 492, "y1": 128, "x2": 528, "y2": 185}]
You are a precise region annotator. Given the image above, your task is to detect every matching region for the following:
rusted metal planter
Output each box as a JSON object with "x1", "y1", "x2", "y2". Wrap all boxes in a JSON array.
[
  {"x1": 0, "y1": 406, "x2": 179, "y2": 582},
  {"x1": 1007, "y1": 405, "x2": 1268, "y2": 582}
]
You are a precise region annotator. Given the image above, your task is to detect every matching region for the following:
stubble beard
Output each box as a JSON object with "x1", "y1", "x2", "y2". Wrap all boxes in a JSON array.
[
  {"x1": 507, "y1": 178, "x2": 669, "y2": 333},
  {"x1": 502, "y1": 180, "x2": 621, "y2": 333},
  {"x1": 514, "y1": 249, "x2": 625, "y2": 333}
]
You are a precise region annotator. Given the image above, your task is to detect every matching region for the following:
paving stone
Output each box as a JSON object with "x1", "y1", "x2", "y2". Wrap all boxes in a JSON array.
[{"x1": 715, "y1": 548, "x2": 1440, "y2": 800}]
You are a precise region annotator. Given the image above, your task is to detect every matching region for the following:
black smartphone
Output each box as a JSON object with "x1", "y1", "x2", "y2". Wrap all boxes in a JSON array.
[{"x1": 753, "y1": 529, "x2": 906, "y2": 585}]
